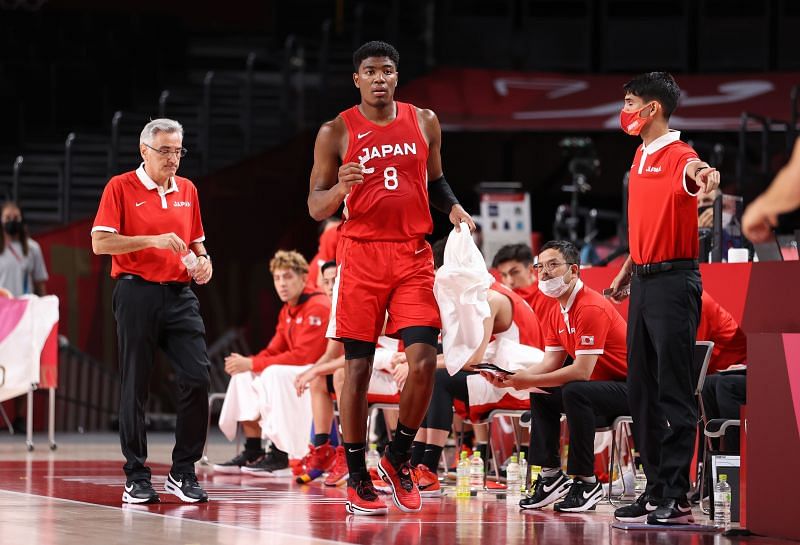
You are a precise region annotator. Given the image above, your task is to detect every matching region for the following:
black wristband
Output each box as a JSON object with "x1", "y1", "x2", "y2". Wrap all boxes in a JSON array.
[
  {"x1": 428, "y1": 175, "x2": 459, "y2": 214},
  {"x1": 198, "y1": 254, "x2": 211, "y2": 261}
]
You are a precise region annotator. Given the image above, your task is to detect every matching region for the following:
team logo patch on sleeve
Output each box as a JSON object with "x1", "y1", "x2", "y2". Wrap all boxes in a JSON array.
[
  {"x1": 580, "y1": 335, "x2": 595, "y2": 346},
  {"x1": 308, "y1": 316, "x2": 323, "y2": 326}
]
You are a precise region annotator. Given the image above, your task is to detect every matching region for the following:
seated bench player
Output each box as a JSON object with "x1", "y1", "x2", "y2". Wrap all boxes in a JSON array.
[
  {"x1": 483, "y1": 240, "x2": 629, "y2": 513},
  {"x1": 213, "y1": 250, "x2": 330, "y2": 475}
]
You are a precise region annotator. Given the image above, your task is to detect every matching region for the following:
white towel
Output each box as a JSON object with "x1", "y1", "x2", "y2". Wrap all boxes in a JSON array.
[{"x1": 434, "y1": 224, "x2": 495, "y2": 375}]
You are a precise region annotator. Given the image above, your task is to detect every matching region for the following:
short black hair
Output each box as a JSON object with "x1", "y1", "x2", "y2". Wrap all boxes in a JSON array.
[
  {"x1": 353, "y1": 41, "x2": 399, "y2": 72},
  {"x1": 539, "y1": 240, "x2": 580, "y2": 267},
  {"x1": 623, "y1": 72, "x2": 681, "y2": 118},
  {"x1": 432, "y1": 238, "x2": 447, "y2": 270},
  {"x1": 492, "y1": 243, "x2": 533, "y2": 269},
  {"x1": 320, "y1": 260, "x2": 337, "y2": 275}
]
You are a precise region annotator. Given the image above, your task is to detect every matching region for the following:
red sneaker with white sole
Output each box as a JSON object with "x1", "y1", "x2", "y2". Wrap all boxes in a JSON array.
[
  {"x1": 345, "y1": 478, "x2": 388, "y2": 516},
  {"x1": 377, "y1": 450, "x2": 421, "y2": 513},
  {"x1": 415, "y1": 464, "x2": 442, "y2": 497},
  {"x1": 324, "y1": 446, "x2": 349, "y2": 487},
  {"x1": 296, "y1": 443, "x2": 336, "y2": 484}
]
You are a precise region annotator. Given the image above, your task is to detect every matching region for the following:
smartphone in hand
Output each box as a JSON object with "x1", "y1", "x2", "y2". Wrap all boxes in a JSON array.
[{"x1": 473, "y1": 363, "x2": 515, "y2": 376}]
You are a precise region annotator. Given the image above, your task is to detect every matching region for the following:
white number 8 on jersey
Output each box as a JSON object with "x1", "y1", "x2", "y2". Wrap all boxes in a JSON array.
[{"x1": 384, "y1": 166, "x2": 398, "y2": 190}]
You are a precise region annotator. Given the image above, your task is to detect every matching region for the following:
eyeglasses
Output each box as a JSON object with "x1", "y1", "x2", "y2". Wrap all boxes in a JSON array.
[
  {"x1": 143, "y1": 143, "x2": 188, "y2": 158},
  {"x1": 533, "y1": 261, "x2": 574, "y2": 273}
]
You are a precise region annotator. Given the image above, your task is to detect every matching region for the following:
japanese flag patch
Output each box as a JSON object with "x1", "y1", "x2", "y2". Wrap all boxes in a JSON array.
[{"x1": 580, "y1": 335, "x2": 595, "y2": 346}]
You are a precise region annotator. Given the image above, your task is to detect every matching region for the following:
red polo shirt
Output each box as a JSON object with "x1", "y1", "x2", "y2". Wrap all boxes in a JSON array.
[
  {"x1": 627, "y1": 130, "x2": 701, "y2": 264},
  {"x1": 697, "y1": 291, "x2": 748, "y2": 373},
  {"x1": 92, "y1": 165, "x2": 205, "y2": 283},
  {"x1": 251, "y1": 290, "x2": 331, "y2": 372},
  {"x1": 543, "y1": 280, "x2": 628, "y2": 381}
]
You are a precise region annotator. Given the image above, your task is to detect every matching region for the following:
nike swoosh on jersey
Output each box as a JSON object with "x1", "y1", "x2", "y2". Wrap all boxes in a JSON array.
[
  {"x1": 357, "y1": 131, "x2": 372, "y2": 139},
  {"x1": 415, "y1": 248, "x2": 426, "y2": 255},
  {"x1": 136, "y1": 202, "x2": 146, "y2": 207},
  {"x1": 558, "y1": 329, "x2": 566, "y2": 334}
]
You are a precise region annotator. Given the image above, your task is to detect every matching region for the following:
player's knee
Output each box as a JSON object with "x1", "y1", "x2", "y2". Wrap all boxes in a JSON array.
[
  {"x1": 309, "y1": 374, "x2": 327, "y2": 393},
  {"x1": 400, "y1": 326, "x2": 439, "y2": 349},
  {"x1": 342, "y1": 338, "x2": 376, "y2": 360}
]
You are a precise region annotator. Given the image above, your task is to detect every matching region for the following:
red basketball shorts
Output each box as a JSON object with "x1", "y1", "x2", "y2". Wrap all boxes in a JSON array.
[{"x1": 327, "y1": 237, "x2": 441, "y2": 343}]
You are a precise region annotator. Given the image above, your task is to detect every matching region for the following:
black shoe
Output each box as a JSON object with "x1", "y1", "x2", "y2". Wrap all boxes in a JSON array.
[
  {"x1": 240, "y1": 445, "x2": 290, "y2": 476},
  {"x1": 554, "y1": 479, "x2": 604, "y2": 512},
  {"x1": 165, "y1": 472, "x2": 209, "y2": 503},
  {"x1": 212, "y1": 449, "x2": 266, "y2": 474},
  {"x1": 614, "y1": 493, "x2": 659, "y2": 523},
  {"x1": 646, "y1": 497, "x2": 695, "y2": 525},
  {"x1": 519, "y1": 471, "x2": 571, "y2": 509},
  {"x1": 122, "y1": 479, "x2": 160, "y2": 504}
]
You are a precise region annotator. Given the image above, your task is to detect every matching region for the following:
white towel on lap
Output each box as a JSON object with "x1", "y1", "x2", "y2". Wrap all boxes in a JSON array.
[{"x1": 218, "y1": 364, "x2": 313, "y2": 459}]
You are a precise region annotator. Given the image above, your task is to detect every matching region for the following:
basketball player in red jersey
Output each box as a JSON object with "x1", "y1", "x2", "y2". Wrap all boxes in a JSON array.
[{"x1": 307, "y1": 41, "x2": 474, "y2": 515}]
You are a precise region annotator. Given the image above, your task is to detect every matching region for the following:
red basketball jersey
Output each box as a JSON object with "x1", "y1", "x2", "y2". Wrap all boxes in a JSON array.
[{"x1": 339, "y1": 102, "x2": 432, "y2": 241}]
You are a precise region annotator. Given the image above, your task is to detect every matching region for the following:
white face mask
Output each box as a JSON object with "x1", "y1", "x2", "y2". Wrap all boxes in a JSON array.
[
  {"x1": 539, "y1": 272, "x2": 571, "y2": 298},
  {"x1": 722, "y1": 211, "x2": 733, "y2": 226}
]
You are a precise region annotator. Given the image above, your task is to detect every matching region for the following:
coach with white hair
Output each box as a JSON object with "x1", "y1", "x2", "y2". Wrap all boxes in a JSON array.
[{"x1": 91, "y1": 118, "x2": 213, "y2": 505}]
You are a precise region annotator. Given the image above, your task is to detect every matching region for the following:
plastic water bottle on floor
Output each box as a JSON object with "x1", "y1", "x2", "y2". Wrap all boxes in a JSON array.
[
  {"x1": 366, "y1": 443, "x2": 380, "y2": 472},
  {"x1": 518, "y1": 452, "x2": 528, "y2": 493},
  {"x1": 713, "y1": 474, "x2": 732, "y2": 530},
  {"x1": 469, "y1": 451, "x2": 484, "y2": 490},
  {"x1": 456, "y1": 452, "x2": 471, "y2": 498},
  {"x1": 505, "y1": 455, "x2": 520, "y2": 502},
  {"x1": 634, "y1": 464, "x2": 647, "y2": 496}
]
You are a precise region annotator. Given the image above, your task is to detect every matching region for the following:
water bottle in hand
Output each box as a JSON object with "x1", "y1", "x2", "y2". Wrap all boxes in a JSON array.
[{"x1": 182, "y1": 251, "x2": 198, "y2": 275}]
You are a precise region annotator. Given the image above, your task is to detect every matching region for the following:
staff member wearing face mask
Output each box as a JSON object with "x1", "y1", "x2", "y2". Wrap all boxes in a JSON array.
[
  {"x1": 483, "y1": 240, "x2": 628, "y2": 514},
  {"x1": 607, "y1": 73, "x2": 720, "y2": 525},
  {"x1": 0, "y1": 201, "x2": 48, "y2": 297}
]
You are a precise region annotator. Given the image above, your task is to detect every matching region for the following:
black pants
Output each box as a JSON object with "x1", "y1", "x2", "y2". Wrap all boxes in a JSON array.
[
  {"x1": 529, "y1": 381, "x2": 629, "y2": 476},
  {"x1": 627, "y1": 269, "x2": 702, "y2": 499},
  {"x1": 113, "y1": 277, "x2": 211, "y2": 482},
  {"x1": 422, "y1": 368, "x2": 471, "y2": 431},
  {"x1": 701, "y1": 372, "x2": 746, "y2": 452}
]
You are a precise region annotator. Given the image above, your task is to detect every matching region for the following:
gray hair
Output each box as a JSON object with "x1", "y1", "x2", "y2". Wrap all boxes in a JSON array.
[{"x1": 140, "y1": 118, "x2": 184, "y2": 145}]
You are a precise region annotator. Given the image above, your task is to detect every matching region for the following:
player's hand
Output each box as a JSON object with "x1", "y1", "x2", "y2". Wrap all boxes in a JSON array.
[
  {"x1": 151, "y1": 233, "x2": 187, "y2": 254},
  {"x1": 742, "y1": 196, "x2": 778, "y2": 243},
  {"x1": 336, "y1": 162, "x2": 365, "y2": 196},
  {"x1": 698, "y1": 207, "x2": 715, "y2": 229},
  {"x1": 224, "y1": 353, "x2": 253, "y2": 376},
  {"x1": 696, "y1": 167, "x2": 720, "y2": 194},
  {"x1": 608, "y1": 267, "x2": 632, "y2": 304},
  {"x1": 390, "y1": 351, "x2": 407, "y2": 368},
  {"x1": 294, "y1": 369, "x2": 315, "y2": 397},
  {"x1": 192, "y1": 256, "x2": 213, "y2": 285},
  {"x1": 392, "y1": 363, "x2": 409, "y2": 390},
  {"x1": 450, "y1": 204, "x2": 476, "y2": 232}
]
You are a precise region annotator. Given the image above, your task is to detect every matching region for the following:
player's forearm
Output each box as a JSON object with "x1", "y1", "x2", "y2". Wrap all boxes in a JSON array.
[
  {"x1": 308, "y1": 186, "x2": 346, "y2": 221},
  {"x1": 759, "y1": 164, "x2": 800, "y2": 213},
  {"x1": 310, "y1": 357, "x2": 345, "y2": 376},
  {"x1": 92, "y1": 232, "x2": 154, "y2": 255}
]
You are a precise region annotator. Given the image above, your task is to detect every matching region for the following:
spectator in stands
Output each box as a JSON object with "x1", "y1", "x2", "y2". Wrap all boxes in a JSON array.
[
  {"x1": 92, "y1": 118, "x2": 214, "y2": 504},
  {"x1": 743, "y1": 138, "x2": 800, "y2": 242},
  {"x1": 0, "y1": 202, "x2": 48, "y2": 297},
  {"x1": 412, "y1": 238, "x2": 544, "y2": 497},
  {"x1": 213, "y1": 250, "x2": 330, "y2": 475},
  {"x1": 0, "y1": 201, "x2": 50, "y2": 434},
  {"x1": 483, "y1": 240, "x2": 629, "y2": 514}
]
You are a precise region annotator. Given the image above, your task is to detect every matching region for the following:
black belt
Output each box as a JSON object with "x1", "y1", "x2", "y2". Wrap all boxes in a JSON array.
[
  {"x1": 118, "y1": 273, "x2": 189, "y2": 287},
  {"x1": 631, "y1": 259, "x2": 699, "y2": 276}
]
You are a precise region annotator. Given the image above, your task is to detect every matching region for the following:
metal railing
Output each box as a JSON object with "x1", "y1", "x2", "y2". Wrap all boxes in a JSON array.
[{"x1": 56, "y1": 338, "x2": 120, "y2": 432}]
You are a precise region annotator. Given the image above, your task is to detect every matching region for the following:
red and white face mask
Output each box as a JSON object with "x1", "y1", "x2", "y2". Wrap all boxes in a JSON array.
[{"x1": 620, "y1": 102, "x2": 656, "y2": 136}]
